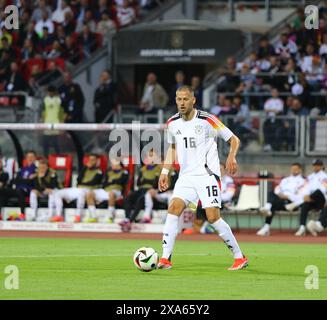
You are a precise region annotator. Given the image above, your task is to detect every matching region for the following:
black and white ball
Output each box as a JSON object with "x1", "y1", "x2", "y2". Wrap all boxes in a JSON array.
[{"x1": 133, "y1": 247, "x2": 159, "y2": 272}]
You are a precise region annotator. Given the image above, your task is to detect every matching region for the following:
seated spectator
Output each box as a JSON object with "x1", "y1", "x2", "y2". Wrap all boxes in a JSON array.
[
  {"x1": 263, "y1": 88, "x2": 284, "y2": 151},
  {"x1": 22, "y1": 39, "x2": 36, "y2": 62},
  {"x1": 0, "y1": 25, "x2": 13, "y2": 48},
  {"x1": 39, "y1": 26, "x2": 55, "y2": 52},
  {"x1": 96, "y1": 0, "x2": 112, "y2": 21},
  {"x1": 257, "y1": 36, "x2": 275, "y2": 59},
  {"x1": 77, "y1": 24, "x2": 97, "y2": 58},
  {"x1": 0, "y1": 37, "x2": 15, "y2": 59},
  {"x1": 62, "y1": 10, "x2": 76, "y2": 35},
  {"x1": 52, "y1": 0, "x2": 73, "y2": 24},
  {"x1": 210, "y1": 94, "x2": 225, "y2": 116},
  {"x1": 45, "y1": 40, "x2": 63, "y2": 59},
  {"x1": 4, "y1": 62, "x2": 28, "y2": 105},
  {"x1": 31, "y1": 0, "x2": 52, "y2": 23},
  {"x1": 117, "y1": 0, "x2": 136, "y2": 27},
  {"x1": 37, "y1": 60, "x2": 63, "y2": 87},
  {"x1": 96, "y1": 11, "x2": 116, "y2": 41},
  {"x1": 287, "y1": 97, "x2": 309, "y2": 116},
  {"x1": 55, "y1": 24, "x2": 67, "y2": 47},
  {"x1": 35, "y1": 10, "x2": 55, "y2": 36},
  {"x1": 139, "y1": 72, "x2": 168, "y2": 115},
  {"x1": 235, "y1": 63, "x2": 256, "y2": 106},
  {"x1": 76, "y1": 9, "x2": 96, "y2": 33},
  {"x1": 93, "y1": 69, "x2": 116, "y2": 123},
  {"x1": 59, "y1": 71, "x2": 85, "y2": 123},
  {"x1": 30, "y1": 159, "x2": 60, "y2": 222},
  {"x1": 20, "y1": 22, "x2": 39, "y2": 48},
  {"x1": 281, "y1": 58, "x2": 302, "y2": 92},
  {"x1": 231, "y1": 96, "x2": 252, "y2": 148},
  {"x1": 220, "y1": 96, "x2": 237, "y2": 116},
  {"x1": 169, "y1": 70, "x2": 185, "y2": 106},
  {"x1": 275, "y1": 33, "x2": 298, "y2": 64},
  {"x1": 41, "y1": 86, "x2": 65, "y2": 156},
  {"x1": 216, "y1": 56, "x2": 239, "y2": 93},
  {"x1": 0, "y1": 151, "x2": 37, "y2": 219},
  {"x1": 191, "y1": 76, "x2": 203, "y2": 109},
  {"x1": 53, "y1": 154, "x2": 103, "y2": 223},
  {"x1": 63, "y1": 36, "x2": 80, "y2": 65},
  {"x1": 300, "y1": 43, "x2": 317, "y2": 73},
  {"x1": 0, "y1": 50, "x2": 12, "y2": 84},
  {"x1": 85, "y1": 157, "x2": 129, "y2": 223},
  {"x1": 76, "y1": 0, "x2": 91, "y2": 24}
]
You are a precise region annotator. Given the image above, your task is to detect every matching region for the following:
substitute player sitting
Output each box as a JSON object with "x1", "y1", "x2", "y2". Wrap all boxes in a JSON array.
[
  {"x1": 53, "y1": 154, "x2": 103, "y2": 222},
  {"x1": 30, "y1": 159, "x2": 60, "y2": 222},
  {"x1": 158, "y1": 85, "x2": 248, "y2": 271},
  {"x1": 85, "y1": 158, "x2": 129, "y2": 223}
]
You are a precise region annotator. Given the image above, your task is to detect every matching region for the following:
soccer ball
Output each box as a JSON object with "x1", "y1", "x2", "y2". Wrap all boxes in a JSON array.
[{"x1": 133, "y1": 247, "x2": 159, "y2": 272}]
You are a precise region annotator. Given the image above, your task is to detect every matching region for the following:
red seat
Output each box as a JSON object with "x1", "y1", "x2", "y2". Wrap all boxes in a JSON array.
[
  {"x1": 23, "y1": 58, "x2": 45, "y2": 81},
  {"x1": 48, "y1": 154, "x2": 73, "y2": 188}
]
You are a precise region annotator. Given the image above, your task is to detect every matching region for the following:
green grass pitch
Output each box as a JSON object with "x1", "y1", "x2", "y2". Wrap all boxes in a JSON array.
[{"x1": 0, "y1": 237, "x2": 326, "y2": 300}]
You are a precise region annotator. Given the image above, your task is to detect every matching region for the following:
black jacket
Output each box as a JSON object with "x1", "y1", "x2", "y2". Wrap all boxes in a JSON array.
[
  {"x1": 93, "y1": 81, "x2": 116, "y2": 122},
  {"x1": 0, "y1": 170, "x2": 9, "y2": 188}
]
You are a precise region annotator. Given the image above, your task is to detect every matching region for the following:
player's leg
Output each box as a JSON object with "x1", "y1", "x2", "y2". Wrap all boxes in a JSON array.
[
  {"x1": 296, "y1": 190, "x2": 325, "y2": 236},
  {"x1": 205, "y1": 206, "x2": 248, "y2": 270},
  {"x1": 86, "y1": 190, "x2": 97, "y2": 221},
  {"x1": 158, "y1": 197, "x2": 185, "y2": 269},
  {"x1": 75, "y1": 188, "x2": 87, "y2": 221},
  {"x1": 29, "y1": 190, "x2": 39, "y2": 221},
  {"x1": 47, "y1": 192, "x2": 55, "y2": 220},
  {"x1": 307, "y1": 207, "x2": 327, "y2": 236},
  {"x1": 142, "y1": 189, "x2": 156, "y2": 222},
  {"x1": 159, "y1": 176, "x2": 195, "y2": 269},
  {"x1": 257, "y1": 193, "x2": 285, "y2": 236},
  {"x1": 107, "y1": 190, "x2": 120, "y2": 221},
  {"x1": 54, "y1": 189, "x2": 66, "y2": 218}
]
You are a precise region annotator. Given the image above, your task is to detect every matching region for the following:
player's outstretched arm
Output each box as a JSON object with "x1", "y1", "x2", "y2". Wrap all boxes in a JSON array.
[
  {"x1": 226, "y1": 135, "x2": 240, "y2": 175},
  {"x1": 158, "y1": 144, "x2": 176, "y2": 192}
]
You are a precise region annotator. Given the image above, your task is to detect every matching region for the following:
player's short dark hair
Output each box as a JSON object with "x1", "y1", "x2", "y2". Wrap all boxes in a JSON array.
[
  {"x1": 176, "y1": 85, "x2": 194, "y2": 95},
  {"x1": 26, "y1": 150, "x2": 36, "y2": 156},
  {"x1": 89, "y1": 153, "x2": 99, "y2": 159},
  {"x1": 292, "y1": 162, "x2": 302, "y2": 169}
]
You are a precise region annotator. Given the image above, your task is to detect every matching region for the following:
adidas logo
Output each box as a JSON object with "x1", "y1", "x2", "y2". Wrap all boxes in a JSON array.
[
  {"x1": 211, "y1": 199, "x2": 219, "y2": 205},
  {"x1": 176, "y1": 130, "x2": 182, "y2": 135}
]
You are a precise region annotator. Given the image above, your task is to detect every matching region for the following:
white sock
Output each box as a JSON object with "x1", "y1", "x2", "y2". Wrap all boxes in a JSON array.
[
  {"x1": 108, "y1": 206, "x2": 115, "y2": 218},
  {"x1": 200, "y1": 221, "x2": 209, "y2": 234},
  {"x1": 211, "y1": 218, "x2": 243, "y2": 259},
  {"x1": 263, "y1": 223, "x2": 270, "y2": 231},
  {"x1": 316, "y1": 221, "x2": 323, "y2": 230},
  {"x1": 299, "y1": 225, "x2": 305, "y2": 231},
  {"x1": 162, "y1": 214, "x2": 179, "y2": 260},
  {"x1": 88, "y1": 205, "x2": 96, "y2": 218}
]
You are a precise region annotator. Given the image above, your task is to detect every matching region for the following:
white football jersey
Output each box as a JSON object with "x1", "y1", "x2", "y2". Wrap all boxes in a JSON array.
[
  {"x1": 306, "y1": 170, "x2": 327, "y2": 201},
  {"x1": 166, "y1": 110, "x2": 233, "y2": 177},
  {"x1": 274, "y1": 174, "x2": 306, "y2": 198}
]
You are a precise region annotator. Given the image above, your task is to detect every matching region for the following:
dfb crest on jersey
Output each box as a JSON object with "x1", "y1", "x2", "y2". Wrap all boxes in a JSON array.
[{"x1": 195, "y1": 125, "x2": 203, "y2": 135}]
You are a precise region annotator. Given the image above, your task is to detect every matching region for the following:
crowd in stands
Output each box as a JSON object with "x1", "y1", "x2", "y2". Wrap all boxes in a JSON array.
[
  {"x1": 0, "y1": 0, "x2": 165, "y2": 102},
  {"x1": 0, "y1": 149, "x2": 326, "y2": 236},
  {"x1": 211, "y1": 5, "x2": 327, "y2": 151}
]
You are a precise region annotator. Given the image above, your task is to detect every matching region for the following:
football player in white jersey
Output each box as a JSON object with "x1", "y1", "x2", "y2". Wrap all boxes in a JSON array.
[{"x1": 158, "y1": 85, "x2": 248, "y2": 271}]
